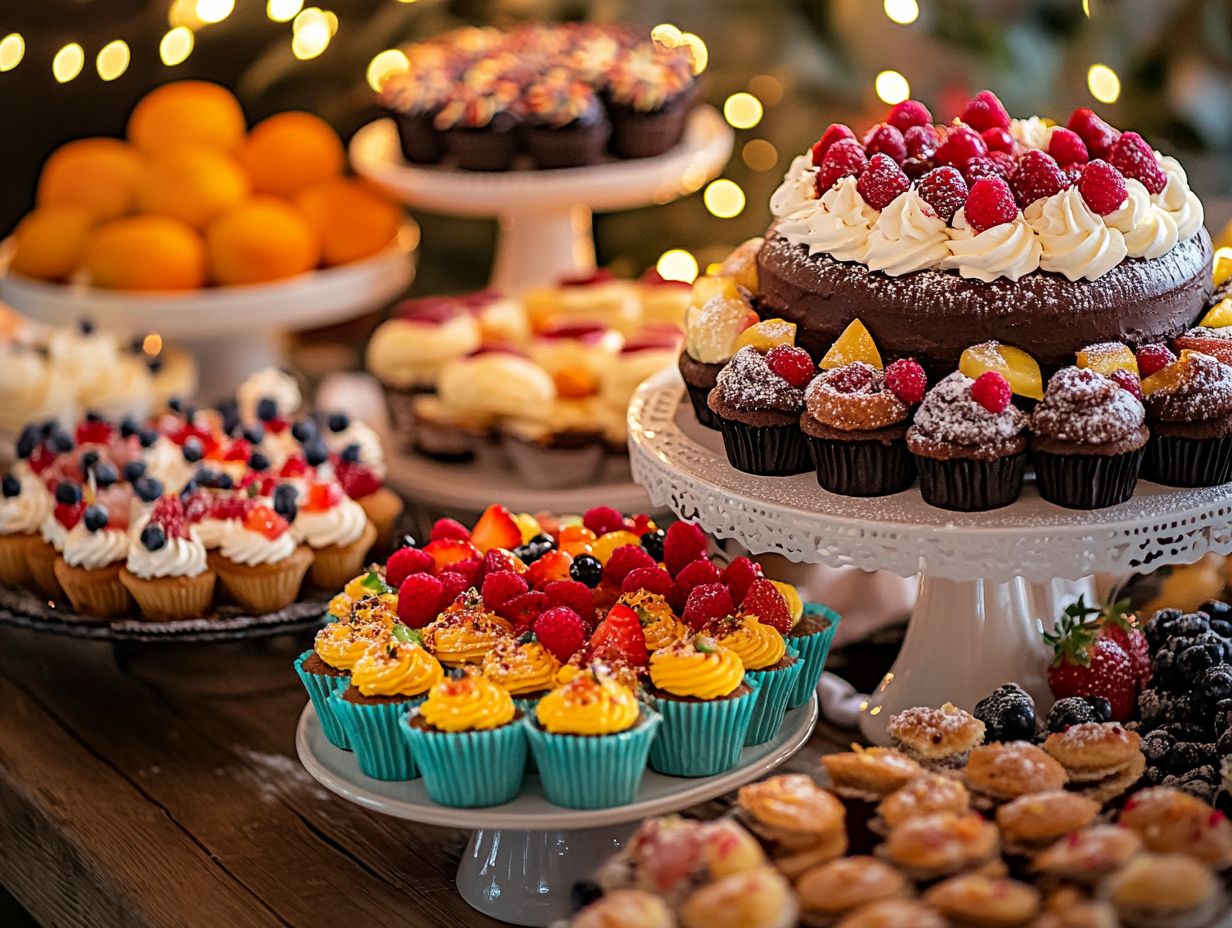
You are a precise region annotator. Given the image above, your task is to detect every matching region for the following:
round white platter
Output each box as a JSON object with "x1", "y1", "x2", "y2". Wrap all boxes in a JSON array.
[
  {"x1": 349, "y1": 107, "x2": 733, "y2": 292},
  {"x1": 297, "y1": 696, "x2": 816, "y2": 926},
  {"x1": 627, "y1": 369, "x2": 1232, "y2": 742}
]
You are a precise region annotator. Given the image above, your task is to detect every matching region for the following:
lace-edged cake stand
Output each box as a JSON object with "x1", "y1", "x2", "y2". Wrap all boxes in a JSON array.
[
  {"x1": 296, "y1": 696, "x2": 816, "y2": 927},
  {"x1": 349, "y1": 107, "x2": 733, "y2": 292},
  {"x1": 628, "y1": 368, "x2": 1232, "y2": 743}
]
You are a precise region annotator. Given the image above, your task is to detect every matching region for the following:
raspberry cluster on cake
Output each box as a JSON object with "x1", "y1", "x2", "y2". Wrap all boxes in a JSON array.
[{"x1": 758, "y1": 91, "x2": 1213, "y2": 376}]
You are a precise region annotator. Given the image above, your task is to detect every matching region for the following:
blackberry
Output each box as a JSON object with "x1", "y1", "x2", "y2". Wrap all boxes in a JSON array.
[
  {"x1": 1176, "y1": 642, "x2": 1225, "y2": 685},
  {"x1": 1143, "y1": 765, "x2": 1166, "y2": 785},
  {"x1": 1199, "y1": 600, "x2": 1232, "y2": 622},
  {"x1": 1138, "y1": 688, "x2": 1181, "y2": 728},
  {"x1": 1046, "y1": 697, "x2": 1099, "y2": 733},
  {"x1": 1211, "y1": 619, "x2": 1232, "y2": 640},
  {"x1": 1159, "y1": 720, "x2": 1208, "y2": 742},
  {"x1": 1216, "y1": 700, "x2": 1232, "y2": 736},
  {"x1": 1218, "y1": 729, "x2": 1232, "y2": 758},
  {"x1": 1169, "y1": 613, "x2": 1213, "y2": 642},
  {"x1": 640, "y1": 529, "x2": 666, "y2": 562},
  {"x1": 1140, "y1": 729, "x2": 1175, "y2": 765},
  {"x1": 974, "y1": 683, "x2": 1037, "y2": 743},
  {"x1": 1167, "y1": 741, "x2": 1213, "y2": 773},
  {"x1": 1193, "y1": 665, "x2": 1232, "y2": 717},
  {"x1": 569, "y1": 554, "x2": 603, "y2": 588}
]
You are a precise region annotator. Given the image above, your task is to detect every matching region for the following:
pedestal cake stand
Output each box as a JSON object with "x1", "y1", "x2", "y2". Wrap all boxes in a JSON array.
[
  {"x1": 628, "y1": 369, "x2": 1232, "y2": 744},
  {"x1": 349, "y1": 107, "x2": 733, "y2": 292},
  {"x1": 297, "y1": 696, "x2": 817, "y2": 927}
]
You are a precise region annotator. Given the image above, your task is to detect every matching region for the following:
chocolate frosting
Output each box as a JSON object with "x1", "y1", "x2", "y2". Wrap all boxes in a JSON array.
[
  {"x1": 757, "y1": 226, "x2": 1213, "y2": 376},
  {"x1": 1147, "y1": 352, "x2": 1232, "y2": 424},
  {"x1": 1031, "y1": 367, "x2": 1145, "y2": 445}
]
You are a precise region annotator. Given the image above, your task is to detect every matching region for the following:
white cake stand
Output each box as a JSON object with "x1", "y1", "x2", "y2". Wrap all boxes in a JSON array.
[
  {"x1": 628, "y1": 369, "x2": 1232, "y2": 744},
  {"x1": 296, "y1": 697, "x2": 816, "y2": 927},
  {"x1": 349, "y1": 107, "x2": 734, "y2": 293},
  {"x1": 0, "y1": 223, "x2": 419, "y2": 400}
]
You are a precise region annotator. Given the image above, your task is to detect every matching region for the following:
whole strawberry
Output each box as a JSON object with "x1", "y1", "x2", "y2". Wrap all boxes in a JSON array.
[
  {"x1": 589, "y1": 603, "x2": 649, "y2": 667},
  {"x1": 1095, "y1": 598, "x2": 1152, "y2": 689},
  {"x1": 1043, "y1": 597, "x2": 1138, "y2": 720}
]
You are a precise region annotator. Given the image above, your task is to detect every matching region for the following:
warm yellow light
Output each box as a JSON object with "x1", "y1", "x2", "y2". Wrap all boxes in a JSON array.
[
  {"x1": 0, "y1": 34, "x2": 25, "y2": 72},
  {"x1": 656, "y1": 249, "x2": 699, "y2": 284},
  {"x1": 723, "y1": 92, "x2": 763, "y2": 130},
  {"x1": 196, "y1": 0, "x2": 235, "y2": 25},
  {"x1": 267, "y1": 0, "x2": 303, "y2": 22},
  {"x1": 160, "y1": 27, "x2": 194, "y2": 66},
  {"x1": 748, "y1": 74, "x2": 783, "y2": 106},
  {"x1": 679, "y1": 33, "x2": 707, "y2": 76},
  {"x1": 742, "y1": 139, "x2": 779, "y2": 172},
  {"x1": 650, "y1": 23, "x2": 683, "y2": 47},
  {"x1": 292, "y1": 13, "x2": 331, "y2": 60},
  {"x1": 143, "y1": 333, "x2": 164, "y2": 357},
  {"x1": 883, "y1": 0, "x2": 920, "y2": 24},
  {"x1": 52, "y1": 43, "x2": 84, "y2": 83},
  {"x1": 874, "y1": 69, "x2": 910, "y2": 105},
  {"x1": 366, "y1": 49, "x2": 409, "y2": 93},
  {"x1": 168, "y1": 0, "x2": 205, "y2": 29},
  {"x1": 96, "y1": 40, "x2": 130, "y2": 81},
  {"x1": 293, "y1": 7, "x2": 325, "y2": 31},
  {"x1": 1087, "y1": 63, "x2": 1120, "y2": 104},
  {"x1": 1082, "y1": 0, "x2": 1091, "y2": 15},
  {"x1": 680, "y1": 165, "x2": 708, "y2": 194},
  {"x1": 704, "y1": 179, "x2": 746, "y2": 219}
]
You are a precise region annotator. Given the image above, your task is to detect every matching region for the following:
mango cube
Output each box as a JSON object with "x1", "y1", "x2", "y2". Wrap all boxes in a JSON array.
[
  {"x1": 1200, "y1": 297, "x2": 1232, "y2": 329},
  {"x1": 1077, "y1": 342, "x2": 1139, "y2": 377},
  {"x1": 718, "y1": 237, "x2": 763, "y2": 292},
  {"x1": 1214, "y1": 246, "x2": 1232, "y2": 289},
  {"x1": 959, "y1": 340, "x2": 1043, "y2": 400},
  {"x1": 820, "y1": 318, "x2": 882, "y2": 370},
  {"x1": 735, "y1": 318, "x2": 796, "y2": 353},
  {"x1": 1141, "y1": 349, "x2": 1197, "y2": 397}
]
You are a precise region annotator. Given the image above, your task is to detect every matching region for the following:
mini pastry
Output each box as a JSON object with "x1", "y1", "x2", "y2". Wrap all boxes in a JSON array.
[
  {"x1": 821, "y1": 746, "x2": 924, "y2": 799},
  {"x1": 1031, "y1": 825, "x2": 1143, "y2": 887},
  {"x1": 1104, "y1": 853, "x2": 1224, "y2": 928},
  {"x1": 736, "y1": 774, "x2": 847, "y2": 879},
  {"x1": 598, "y1": 326, "x2": 683, "y2": 450},
  {"x1": 522, "y1": 269, "x2": 641, "y2": 336},
  {"x1": 53, "y1": 498, "x2": 133, "y2": 617},
  {"x1": 637, "y1": 268, "x2": 692, "y2": 328},
  {"x1": 572, "y1": 890, "x2": 674, "y2": 928},
  {"x1": 708, "y1": 613, "x2": 802, "y2": 746},
  {"x1": 877, "y1": 810, "x2": 1000, "y2": 882},
  {"x1": 678, "y1": 868, "x2": 799, "y2": 928},
  {"x1": 887, "y1": 703, "x2": 986, "y2": 769},
  {"x1": 1030, "y1": 889, "x2": 1119, "y2": 928},
  {"x1": 834, "y1": 900, "x2": 948, "y2": 928},
  {"x1": 527, "y1": 321, "x2": 623, "y2": 398},
  {"x1": 876, "y1": 773, "x2": 971, "y2": 831},
  {"x1": 118, "y1": 494, "x2": 215, "y2": 621},
  {"x1": 419, "y1": 600, "x2": 514, "y2": 668},
  {"x1": 923, "y1": 874, "x2": 1042, "y2": 928},
  {"x1": 1140, "y1": 349, "x2": 1232, "y2": 487},
  {"x1": 994, "y1": 790, "x2": 1101, "y2": 855},
  {"x1": 963, "y1": 741, "x2": 1069, "y2": 804},
  {"x1": 795, "y1": 856, "x2": 910, "y2": 926},
  {"x1": 1119, "y1": 786, "x2": 1232, "y2": 869},
  {"x1": 293, "y1": 479, "x2": 376, "y2": 590},
  {"x1": 1042, "y1": 722, "x2": 1144, "y2": 802}
]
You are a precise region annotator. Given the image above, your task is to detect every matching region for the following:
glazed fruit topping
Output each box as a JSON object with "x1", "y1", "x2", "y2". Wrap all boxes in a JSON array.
[
  {"x1": 533, "y1": 607, "x2": 585, "y2": 662},
  {"x1": 75, "y1": 416, "x2": 112, "y2": 446},
  {"x1": 857, "y1": 153, "x2": 910, "y2": 210},
  {"x1": 244, "y1": 504, "x2": 289, "y2": 540},
  {"x1": 765, "y1": 345, "x2": 816, "y2": 388},
  {"x1": 971, "y1": 371, "x2": 1013, "y2": 414},
  {"x1": 734, "y1": 318, "x2": 797, "y2": 353},
  {"x1": 1108, "y1": 131, "x2": 1167, "y2": 195},
  {"x1": 903, "y1": 124, "x2": 941, "y2": 161},
  {"x1": 960, "y1": 90, "x2": 1011, "y2": 132},
  {"x1": 335, "y1": 460, "x2": 381, "y2": 500},
  {"x1": 1076, "y1": 342, "x2": 1139, "y2": 376},
  {"x1": 1135, "y1": 344, "x2": 1177, "y2": 379},
  {"x1": 526, "y1": 549, "x2": 573, "y2": 589},
  {"x1": 1010, "y1": 150, "x2": 1068, "y2": 208},
  {"x1": 1077, "y1": 159, "x2": 1128, "y2": 215},
  {"x1": 934, "y1": 125, "x2": 988, "y2": 169},
  {"x1": 820, "y1": 318, "x2": 883, "y2": 370},
  {"x1": 1109, "y1": 368, "x2": 1144, "y2": 400},
  {"x1": 423, "y1": 538, "x2": 480, "y2": 574},
  {"x1": 303, "y1": 481, "x2": 344, "y2": 513},
  {"x1": 816, "y1": 139, "x2": 868, "y2": 192},
  {"x1": 588, "y1": 603, "x2": 648, "y2": 667},
  {"x1": 809, "y1": 123, "x2": 856, "y2": 166},
  {"x1": 960, "y1": 341, "x2": 1044, "y2": 400},
  {"x1": 471, "y1": 503, "x2": 522, "y2": 554},
  {"x1": 963, "y1": 176, "x2": 1017, "y2": 233},
  {"x1": 212, "y1": 494, "x2": 255, "y2": 522},
  {"x1": 1047, "y1": 127, "x2": 1089, "y2": 166},
  {"x1": 740, "y1": 579, "x2": 792, "y2": 634},
  {"x1": 149, "y1": 494, "x2": 189, "y2": 538},
  {"x1": 917, "y1": 166, "x2": 968, "y2": 223},
  {"x1": 1066, "y1": 108, "x2": 1120, "y2": 160},
  {"x1": 886, "y1": 99, "x2": 932, "y2": 132},
  {"x1": 862, "y1": 123, "x2": 907, "y2": 165},
  {"x1": 826, "y1": 363, "x2": 875, "y2": 394},
  {"x1": 884, "y1": 358, "x2": 928, "y2": 405}
]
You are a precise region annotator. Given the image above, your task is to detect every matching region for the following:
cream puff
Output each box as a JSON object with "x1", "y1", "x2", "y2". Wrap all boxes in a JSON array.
[
  {"x1": 888, "y1": 703, "x2": 986, "y2": 769},
  {"x1": 795, "y1": 856, "x2": 910, "y2": 927},
  {"x1": 1119, "y1": 786, "x2": 1232, "y2": 869},
  {"x1": 923, "y1": 874, "x2": 1041, "y2": 928},
  {"x1": 877, "y1": 810, "x2": 1000, "y2": 882},
  {"x1": 737, "y1": 775, "x2": 847, "y2": 879},
  {"x1": 1104, "y1": 853, "x2": 1225, "y2": 928},
  {"x1": 964, "y1": 742, "x2": 1068, "y2": 804},
  {"x1": 995, "y1": 790, "x2": 1101, "y2": 855}
]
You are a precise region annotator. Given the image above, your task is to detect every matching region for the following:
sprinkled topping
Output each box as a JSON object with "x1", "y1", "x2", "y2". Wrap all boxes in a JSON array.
[
  {"x1": 714, "y1": 345, "x2": 806, "y2": 414},
  {"x1": 804, "y1": 363, "x2": 910, "y2": 431},
  {"x1": 1031, "y1": 366, "x2": 1145, "y2": 445},
  {"x1": 1146, "y1": 351, "x2": 1232, "y2": 423},
  {"x1": 909, "y1": 371, "x2": 1027, "y2": 451}
]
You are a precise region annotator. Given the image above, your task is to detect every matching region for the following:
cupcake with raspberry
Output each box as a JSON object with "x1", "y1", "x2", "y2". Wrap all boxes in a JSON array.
[
  {"x1": 0, "y1": 465, "x2": 51, "y2": 588},
  {"x1": 617, "y1": 590, "x2": 687, "y2": 652},
  {"x1": 522, "y1": 69, "x2": 610, "y2": 169},
  {"x1": 606, "y1": 42, "x2": 695, "y2": 159},
  {"x1": 523, "y1": 668, "x2": 661, "y2": 809},
  {"x1": 1030, "y1": 366, "x2": 1148, "y2": 509},
  {"x1": 294, "y1": 620, "x2": 390, "y2": 749},
  {"x1": 331, "y1": 637, "x2": 444, "y2": 780},
  {"x1": 1140, "y1": 350, "x2": 1232, "y2": 487},
  {"x1": 481, "y1": 635, "x2": 562, "y2": 711},
  {"x1": 906, "y1": 371, "x2": 1029, "y2": 511},
  {"x1": 183, "y1": 470, "x2": 247, "y2": 551},
  {"x1": 293, "y1": 479, "x2": 375, "y2": 590},
  {"x1": 212, "y1": 502, "x2": 314, "y2": 614},
  {"x1": 679, "y1": 289, "x2": 759, "y2": 429},
  {"x1": 647, "y1": 634, "x2": 759, "y2": 778},
  {"x1": 29, "y1": 479, "x2": 84, "y2": 600},
  {"x1": 433, "y1": 74, "x2": 523, "y2": 171},
  {"x1": 118, "y1": 495, "x2": 215, "y2": 620},
  {"x1": 707, "y1": 614, "x2": 802, "y2": 747},
  {"x1": 402, "y1": 671, "x2": 528, "y2": 807},
  {"x1": 53, "y1": 498, "x2": 133, "y2": 617},
  {"x1": 800, "y1": 359, "x2": 924, "y2": 497},
  {"x1": 708, "y1": 345, "x2": 815, "y2": 476}
]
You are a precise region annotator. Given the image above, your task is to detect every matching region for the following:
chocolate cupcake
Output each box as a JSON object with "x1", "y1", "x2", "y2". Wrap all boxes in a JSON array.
[
  {"x1": 679, "y1": 290, "x2": 759, "y2": 429},
  {"x1": 906, "y1": 371, "x2": 1029, "y2": 511},
  {"x1": 434, "y1": 77, "x2": 523, "y2": 171},
  {"x1": 522, "y1": 70, "x2": 611, "y2": 169},
  {"x1": 708, "y1": 346, "x2": 812, "y2": 476},
  {"x1": 381, "y1": 67, "x2": 452, "y2": 165},
  {"x1": 1031, "y1": 366, "x2": 1148, "y2": 509},
  {"x1": 606, "y1": 43, "x2": 696, "y2": 159},
  {"x1": 1141, "y1": 350, "x2": 1232, "y2": 487},
  {"x1": 800, "y1": 360, "x2": 921, "y2": 496}
]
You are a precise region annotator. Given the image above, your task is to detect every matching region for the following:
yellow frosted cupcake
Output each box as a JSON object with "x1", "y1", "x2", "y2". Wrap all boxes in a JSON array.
[
  {"x1": 524, "y1": 669, "x2": 661, "y2": 809},
  {"x1": 482, "y1": 636, "x2": 561, "y2": 710},
  {"x1": 648, "y1": 635, "x2": 758, "y2": 777},
  {"x1": 708, "y1": 614, "x2": 803, "y2": 746},
  {"x1": 293, "y1": 620, "x2": 390, "y2": 750},
  {"x1": 420, "y1": 599, "x2": 513, "y2": 668},
  {"x1": 403, "y1": 671, "x2": 527, "y2": 807},
  {"x1": 618, "y1": 590, "x2": 688, "y2": 651}
]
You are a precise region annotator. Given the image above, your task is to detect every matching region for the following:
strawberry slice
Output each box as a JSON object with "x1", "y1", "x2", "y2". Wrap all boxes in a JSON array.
[
  {"x1": 527, "y1": 549, "x2": 573, "y2": 589},
  {"x1": 302, "y1": 482, "x2": 344, "y2": 513},
  {"x1": 470, "y1": 503, "x2": 522, "y2": 554},
  {"x1": 589, "y1": 603, "x2": 649, "y2": 667},
  {"x1": 244, "y1": 504, "x2": 289, "y2": 540},
  {"x1": 423, "y1": 538, "x2": 481, "y2": 575}
]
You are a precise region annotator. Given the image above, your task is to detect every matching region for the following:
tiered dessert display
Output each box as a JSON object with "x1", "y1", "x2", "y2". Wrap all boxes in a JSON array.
[
  {"x1": 294, "y1": 504, "x2": 840, "y2": 924},
  {"x1": 0, "y1": 81, "x2": 417, "y2": 396},
  {"x1": 0, "y1": 367, "x2": 400, "y2": 640},
  {"x1": 356, "y1": 23, "x2": 731, "y2": 291},
  {"x1": 629, "y1": 90, "x2": 1232, "y2": 742}
]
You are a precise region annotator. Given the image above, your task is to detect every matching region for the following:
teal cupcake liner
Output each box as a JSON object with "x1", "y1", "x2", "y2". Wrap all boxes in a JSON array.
[
  {"x1": 788, "y1": 603, "x2": 842, "y2": 709},
  {"x1": 330, "y1": 693, "x2": 424, "y2": 781},
  {"x1": 294, "y1": 650, "x2": 350, "y2": 750},
  {"x1": 401, "y1": 716, "x2": 527, "y2": 807},
  {"x1": 523, "y1": 711, "x2": 662, "y2": 809},
  {"x1": 648, "y1": 679, "x2": 760, "y2": 777},
  {"x1": 513, "y1": 695, "x2": 544, "y2": 772},
  {"x1": 744, "y1": 652, "x2": 805, "y2": 746}
]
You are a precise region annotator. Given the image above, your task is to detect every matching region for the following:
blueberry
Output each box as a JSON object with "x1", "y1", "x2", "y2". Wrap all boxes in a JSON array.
[
  {"x1": 137, "y1": 427, "x2": 158, "y2": 449},
  {"x1": 78, "y1": 317, "x2": 94, "y2": 335},
  {"x1": 84, "y1": 410, "x2": 103, "y2": 423},
  {"x1": 569, "y1": 554, "x2": 603, "y2": 588},
  {"x1": 119, "y1": 417, "x2": 140, "y2": 439},
  {"x1": 123, "y1": 460, "x2": 146, "y2": 483},
  {"x1": 182, "y1": 405, "x2": 198, "y2": 423},
  {"x1": 340, "y1": 442, "x2": 361, "y2": 463},
  {"x1": 273, "y1": 494, "x2": 297, "y2": 522},
  {"x1": 327, "y1": 412, "x2": 349, "y2": 433},
  {"x1": 49, "y1": 428, "x2": 74, "y2": 453},
  {"x1": 303, "y1": 440, "x2": 329, "y2": 467},
  {"x1": 1, "y1": 475, "x2": 20, "y2": 498},
  {"x1": 291, "y1": 418, "x2": 317, "y2": 443},
  {"x1": 1084, "y1": 695, "x2": 1113, "y2": 723},
  {"x1": 140, "y1": 524, "x2": 166, "y2": 551},
  {"x1": 641, "y1": 529, "x2": 666, "y2": 562},
  {"x1": 83, "y1": 505, "x2": 109, "y2": 532},
  {"x1": 248, "y1": 451, "x2": 270, "y2": 472},
  {"x1": 215, "y1": 399, "x2": 239, "y2": 435},
  {"x1": 214, "y1": 472, "x2": 233, "y2": 490},
  {"x1": 256, "y1": 397, "x2": 278, "y2": 422},
  {"x1": 196, "y1": 468, "x2": 221, "y2": 489},
  {"x1": 182, "y1": 437, "x2": 204, "y2": 463},
  {"x1": 398, "y1": 534, "x2": 417, "y2": 550},
  {"x1": 15, "y1": 425, "x2": 39, "y2": 459},
  {"x1": 974, "y1": 683, "x2": 1037, "y2": 743},
  {"x1": 273, "y1": 483, "x2": 298, "y2": 503},
  {"x1": 168, "y1": 396, "x2": 184, "y2": 413},
  {"x1": 529, "y1": 533, "x2": 556, "y2": 550},
  {"x1": 93, "y1": 462, "x2": 117, "y2": 487},
  {"x1": 1141, "y1": 729, "x2": 1175, "y2": 764},
  {"x1": 147, "y1": 359, "x2": 163, "y2": 374},
  {"x1": 1046, "y1": 697, "x2": 1099, "y2": 733},
  {"x1": 54, "y1": 482, "x2": 81, "y2": 505},
  {"x1": 81, "y1": 449, "x2": 100, "y2": 471},
  {"x1": 134, "y1": 476, "x2": 163, "y2": 503},
  {"x1": 242, "y1": 423, "x2": 265, "y2": 445}
]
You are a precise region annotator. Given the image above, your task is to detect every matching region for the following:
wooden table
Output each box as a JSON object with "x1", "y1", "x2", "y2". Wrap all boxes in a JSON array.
[{"x1": 0, "y1": 626, "x2": 850, "y2": 928}]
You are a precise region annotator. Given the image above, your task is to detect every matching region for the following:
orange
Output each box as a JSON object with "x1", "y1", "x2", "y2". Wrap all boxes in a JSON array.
[
  {"x1": 8, "y1": 205, "x2": 97, "y2": 281},
  {"x1": 82, "y1": 216, "x2": 207, "y2": 291},
  {"x1": 292, "y1": 177, "x2": 401, "y2": 266},
  {"x1": 240, "y1": 111, "x2": 345, "y2": 197},
  {"x1": 137, "y1": 145, "x2": 251, "y2": 229},
  {"x1": 37, "y1": 138, "x2": 144, "y2": 221},
  {"x1": 206, "y1": 198, "x2": 321, "y2": 286},
  {"x1": 127, "y1": 81, "x2": 246, "y2": 155}
]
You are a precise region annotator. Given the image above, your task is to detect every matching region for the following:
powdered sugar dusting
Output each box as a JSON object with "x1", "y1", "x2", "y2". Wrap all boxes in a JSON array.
[
  {"x1": 910, "y1": 372, "x2": 1027, "y2": 450},
  {"x1": 1032, "y1": 366, "x2": 1145, "y2": 444},
  {"x1": 889, "y1": 703, "x2": 978, "y2": 742},
  {"x1": 715, "y1": 345, "x2": 805, "y2": 413},
  {"x1": 1148, "y1": 352, "x2": 1232, "y2": 423},
  {"x1": 804, "y1": 364, "x2": 910, "y2": 431}
]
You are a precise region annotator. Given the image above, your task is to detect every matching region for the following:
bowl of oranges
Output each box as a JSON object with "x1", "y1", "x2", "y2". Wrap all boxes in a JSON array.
[{"x1": 0, "y1": 81, "x2": 417, "y2": 338}]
